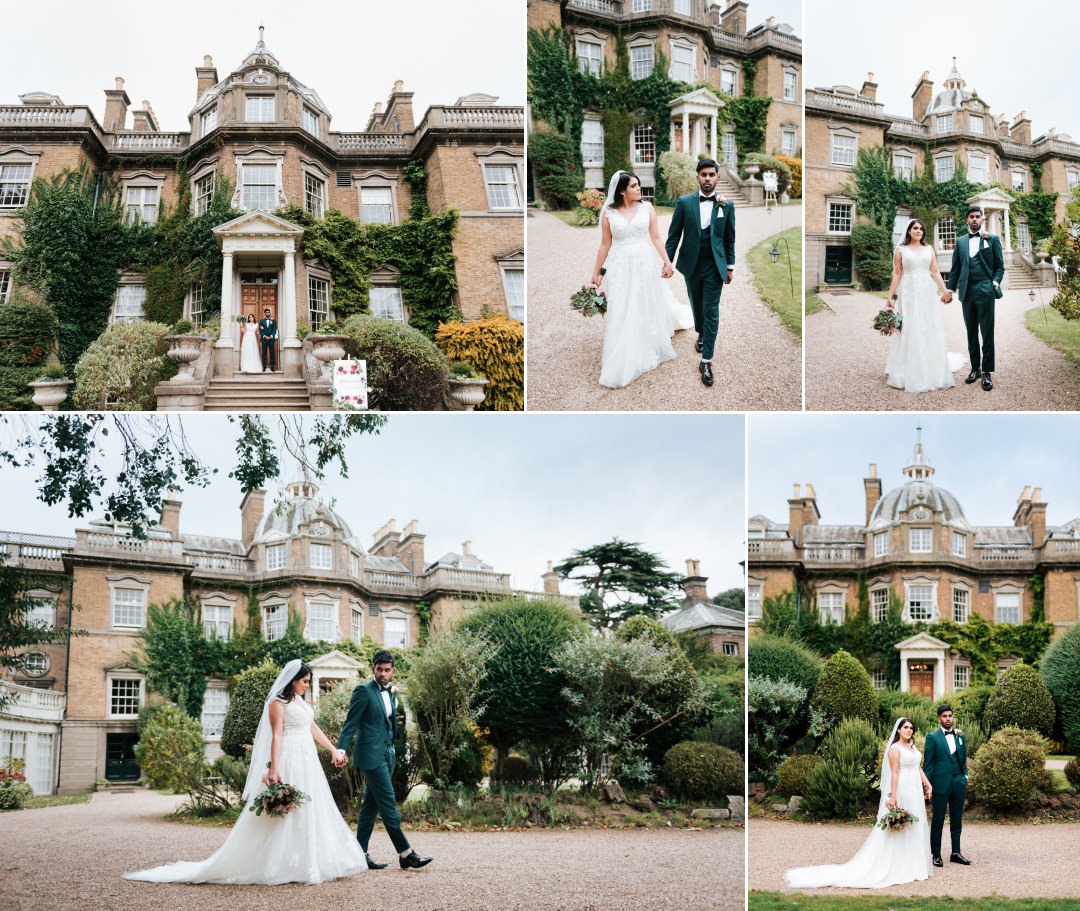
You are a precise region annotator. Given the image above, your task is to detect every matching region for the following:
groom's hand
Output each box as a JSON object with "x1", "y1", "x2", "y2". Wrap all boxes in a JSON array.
[{"x1": 725, "y1": 269, "x2": 733, "y2": 284}]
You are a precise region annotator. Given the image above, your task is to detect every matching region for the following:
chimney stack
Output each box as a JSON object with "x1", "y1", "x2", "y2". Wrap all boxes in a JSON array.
[
  {"x1": 240, "y1": 489, "x2": 266, "y2": 552},
  {"x1": 861, "y1": 72, "x2": 878, "y2": 102},
  {"x1": 864, "y1": 463, "x2": 882, "y2": 524},
  {"x1": 398, "y1": 519, "x2": 426, "y2": 574},
  {"x1": 912, "y1": 70, "x2": 934, "y2": 123},
  {"x1": 103, "y1": 76, "x2": 130, "y2": 132},
  {"x1": 542, "y1": 560, "x2": 561, "y2": 595},
  {"x1": 681, "y1": 558, "x2": 709, "y2": 605},
  {"x1": 1009, "y1": 111, "x2": 1032, "y2": 146},
  {"x1": 718, "y1": 0, "x2": 748, "y2": 35},
  {"x1": 131, "y1": 100, "x2": 159, "y2": 132},
  {"x1": 159, "y1": 493, "x2": 182, "y2": 538},
  {"x1": 196, "y1": 54, "x2": 219, "y2": 102}
]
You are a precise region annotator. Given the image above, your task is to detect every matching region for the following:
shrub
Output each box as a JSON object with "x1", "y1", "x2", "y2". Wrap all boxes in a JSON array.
[
  {"x1": 220, "y1": 660, "x2": 281, "y2": 759},
  {"x1": 529, "y1": 132, "x2": 585, "y2": 209},
  {"x1": 658, "y1": 151, "x2": 698, "y2": 198},
  {"x1": 775, "y1": 154, "x2": 802, "y2": 197},
  {"x1": 775, "y1": 753, "x2": 824, "y2": 798},
  {"x1": 448, "y1": 360, "x2": 481, "y2": 379},
  {"x1": 748, "y1": 674, "x2": 808, "y2": 781},
  {"x1": 811, "y1": 649, "x2": 878, "y2": 730},
  {"x1": 662, "y1": 741, "x2": 743, "y2": 800},
  {"x1": 35, "y1": 363, "x2": 69, "y2": 381},
  {"x1": 947, "y1": 685, "x2": 994, "y2": 728},
  {"x1": 133, "y1": 702, "x2": 205, "y2": 791},
  {"x1": 742, "y1": 154, "x2": 792, "y2": 195},
  {"x1": 851, "y1": 224, "x2": 893, "y2": 291},
  {"x1": 0, "y1": 302, "x2": 58, "y2": 410},
  {"x1": 0, "y1": 758, "x2": 35, "y2": 809},
  {"x1": 969, "y1": 726, "x2": 1047, "y2": 809},
  {"x1": 825, "y1": 716, "x2": 882, "y2": 784},
  {"x1": 800, "y1": 755, "x2": 870, "y2": 820},
  {"x1": 573, "y1": 188, "x2": 605, "y2": 226},
  {"x1": 435, "y1": 315, "x2": 523, "y2": 411},
  {"x1": 313, "y1": 678, "x2": 368, "y2": 812},
  {"x1": 1040, "y1": 624, "x2": 1080, "y2": 752},
  {"x1": 747, "y1": 634, "x2": 822, "y2": 709},
  {"x1": 498, "y1": 755, "x2": 535, "y2": 786},
  {"x1": 341, "y1": 314, "x2": 448, "y2": 411},
  {"x1": 1065, "y1": 758, "x2": 1080, "y2": 790},
  {"x1": 877, "y1": 688, "x2": 935, "y2": 738},
  {"x1": 983, "y1": 661, "x2": 1056, "y2": 737},
  {"x1": 72, "y1": 320, "x2": 173, "y2": 410},
  {"x1": 171, "y1": 319, "x2": 195, "y2": 335}
]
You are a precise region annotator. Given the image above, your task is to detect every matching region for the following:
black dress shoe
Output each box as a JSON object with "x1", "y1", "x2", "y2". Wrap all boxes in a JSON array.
[
  {"x1": 365, "y1": 853, "x2": 388, "y2": 869},
  {"x1": 694, "y1": 335, "x2": 704, "y2": 353},
  {"x1": 950, "y1": 853, "x2": 972, "y2": 865},
  {"x1": 932, "y1": 855, "x2": 944, "y2": 867},
  {"x1": 700, "y1": 361, "x2": 714, "y2": 387},
  {"x1": 399, "y1": 851, "x2": 433, "y2": 870},
  {"x1": 981, "y1": 373, "x2": 993, "y2": 391},
  {"x1": 964, "y1": 370, "x2": 980, "y2": 384}
]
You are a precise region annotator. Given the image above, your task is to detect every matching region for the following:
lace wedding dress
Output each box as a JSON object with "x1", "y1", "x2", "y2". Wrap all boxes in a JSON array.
[
  {"x1": 239, "y1": 323, "x2": 262, "y2": 373},
  {"x1": 785, "y1": 743, "x2": 932, "y2": 889},
  {"x1": 125, "y1": 697, "x2": 367, "y2": 885},
  {"x1": 599, "y1": 201, "x2": 694, "y2": 389},
  {"x1": 885, "y1": 244, "x2": 964, "y2": 392}
]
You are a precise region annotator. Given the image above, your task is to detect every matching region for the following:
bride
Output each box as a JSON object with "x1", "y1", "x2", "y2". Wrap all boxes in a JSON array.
[
  {"x1": 239, "y1": 314, "x2": 262, "y2": 373},
  {"x1": 125, "y1": 660, "x2": 367, "y2": 885},
  {"x1": 784, "y1": 717, "x2": 933, "y2": 889},
  {"x1": 884, "y1": 219, "x2": 964, "y2": 392},
  {"x1": 590, "y1": 170, "x2": 694, "y2": 389}
]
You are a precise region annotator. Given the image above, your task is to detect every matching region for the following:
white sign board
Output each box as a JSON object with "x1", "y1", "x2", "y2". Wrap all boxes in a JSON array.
[
  {"x1": 762, "y1": 171, "x2": 779, "y2": 192},
  {"x1": 332, "y1": 359, "x2": 368, "y2": 410}
]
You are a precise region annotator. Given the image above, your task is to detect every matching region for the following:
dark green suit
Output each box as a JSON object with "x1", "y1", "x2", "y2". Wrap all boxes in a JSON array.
[
  {"x1": 337, "y1": 678, "x2": 410, "y2": 854},
  {"x1": 946, "y1": 232, "x2": 1004, "y2": 373},
  {"x1": 922, "y1": 726, "x2": 968, "y2": 857}
]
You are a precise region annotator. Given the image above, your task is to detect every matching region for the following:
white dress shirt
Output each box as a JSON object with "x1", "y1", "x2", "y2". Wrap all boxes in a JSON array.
[
  {"x1": 941, "y1": 726, "x2": 957, "y2": 754},
  {"x1": 379, "y1": 686, "x2": 392, "y2": 717}
]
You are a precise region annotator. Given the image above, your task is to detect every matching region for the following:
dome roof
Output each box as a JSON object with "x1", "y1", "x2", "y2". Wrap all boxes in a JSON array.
[
  {"x1": 253, "y1": 470, "x2": 356, "y2": 543},
  {"x1": 926, "y1": 58, "x2": 974, "y2": 116},
  {"x1": 868, "y1": 431, "x2": 969, "y2": 529}
]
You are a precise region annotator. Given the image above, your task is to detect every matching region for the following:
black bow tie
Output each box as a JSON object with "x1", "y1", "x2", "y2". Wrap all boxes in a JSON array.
[
  {"x1": 378, "y1": 685, "x2": 391, "y2": 692},
  {"x1": 969, "y1": 233, "x2": 981, "y2": 238},
  {"x1": 700, "y1": 195, "x2": 716, "y2": 203}
]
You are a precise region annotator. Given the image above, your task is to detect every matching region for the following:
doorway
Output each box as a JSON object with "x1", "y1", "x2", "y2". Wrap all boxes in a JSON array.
[
  {"x1": 909, "y1": 663, "x2": 934, "y2": 698},
  {"x1": 105, "y1": 733, "x2": 140, "y2": 782},
  {"x1": 240, "y1": 276, "x2": 279, "y2": 371},
  {"x1": 824, "y1": 245, "x2": 853, "y2": 284}
]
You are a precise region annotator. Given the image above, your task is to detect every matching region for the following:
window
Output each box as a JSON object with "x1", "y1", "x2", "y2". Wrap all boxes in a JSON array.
[
  {"x1": 937, "y1": 114, "x2": 953, "y2": 132},
  {"x1": 483, "y1": 165, "x2": 522, "y2": 210},
  {"x1": 969, "y1": 114, "x2": 984, "y2": 134},
  {"x1": 349, "y1": 552, "x2": 360, "y2": 577},
  {"x1": 910, "y1": 528, "x2": 933, "y2": 553},
  {"x1": 361, "y1": 186, "x2": 394, "y2": 224},
  {"x1": 201, "y1": 686, "x2": 229, "y2": 738},
  {"x1": 189, "y1": 282, "x2": 205, "y2": 329},
  {"x1": 0, "y1": 270, "x2": 10, "y2": 303},
  {"x1": 109, "y1": 677, "x2": 142, "y2": 716},
  {"x1": 954, "y1": 664, "x2": 971, "y2": 691},
  {"x1": 1017, "y1": 222, "x2": 1031, "y2": 253},
  {"x1": 383, "y1": 616, "x2": 409, "y2": 649},
  {"x1": 936, "y1": 216, "x2": 956, "y2": 251},
  {"x1": 722, "y1": 641, "x2": 738, "y2": 656},
  {"x1": 245, "y1": 95, "x2": 275, "y2": 122},
  {"x1": 632, "y1": 123, "x2": 655, "y2": 166},
  {"x1": 831, "y1": 133, "x2": 856, "y2": 166},
  {"x1": 968, "y1": 153, "x2": 989, "y2": 184},
  {"x1": 126, "y1": 186, "x2": 159, "y2": 224},
  {"x1": 827, "y1": 202, "x2": 853, "y2": 234},
  {"x1": 371, "y1": 285, "x2": 405, "y2": 321},
  {"x1": 783, "y1": 70, "x2": 797, "y2": 101},
  {"x1": 995, "y1": 592, "x2": 1021, "y2": 624},
  {"x1": 23, "y1": 652, "x2": 49, "y2": 677},
  {"x1": 1012, "y1": 170, "x2": 1027, "y2": 191},
  {"x1": 241, "y1": 164, "x2": 278, "y2": 211},
  {"x1": 0, "y1": 730, "x2": 26, "y2": 760},
  {"x1": 907, "y1": 585, "x2": 934, "y2": 622},
  {"x1": 351, "y1": 607, "x2": 364, "y2": 643},
  {"x1": 581, "y1": 120, "x2": 604, "y2": 165},
  {"x1": 872, "y1": 669, "x2": 887, "y2": 689},
  {"x1": 893, "y1": 152, "x2": 914, "y2": 181},
  {"x1": 25, "y1": 599, "x2": 55, "y2": 629},
  {"x1": 309, "y1": 542, "x2": 332, "y2": 570},
  {"x1": 308, "y1": 276, "x2": 330, "y2": 330},
  {"x1": 263, "y1": 604, "x2": 286, "y2": 641},
  {"x1": 303, "y1": 107, "x2": 319, "y2": 137},
  {"x1": 630, "y1": 45, "x2": 654, "y2": 80},
  {"x1": 632, "y1": 0, "x2": 652, "y2": 10},
  {"x1": 871, "y1": 588, "x2": 889, "y2": 623},
  {"x1": 304, "y1": 172, "x2": 325, "y2": 218},
  {"x1": 747, "y1": 585, "x2": 762, "y2": 619},
  {"x1": 112, "y1": 588, "x2": 145, "y2": 628},
  {"x1": 0, "y1": 164, "x2": 32, "y2": 207},
  {"x1": 721, "y1": 69, "x2": 737, "y2": 95},
  {"x1": 874, "y1": 532, "x2": 889, "y2": 556},
  {"x1": 306, "y1": 601, "x2": 336, "y2": 641},
  {"x1": 953, "y1": 588, "x2": 970, "y2": 623},
  {"x1": 1069, "y1": 170, "x2": 1080, "y2": 190},
  {"x1": 952, "y1": 531, "x2": 967, "y2": 557},
  {"x1": 670, "y1": 45, "x2": 694, "y2": 83},
  {"x1": 674, "y1": 0, "x2": 690, "y2": 11},
  {"x1": 201, "y1": 107, "x2": 217, "y2": 134},
  {"x1": 203, "y1": 603, "x2": 231, "y2": 640},
  {"x1": 781, "y1": 128, "x2": 796, "y2": 157},
  {"x1": 819, "y1": 592, "x2": 844, "y2": 625},
  {"x1": 502, "y1": 268, "x2": 524, "y2": 322},
  {"x1": 577, "y1": 40, "x2": 602, "y2": 76},
  {"x1": 114, "y1": 283, "x2": 146, "y2": 322},
  {"x1": 194, "y1": 172, "x2": 215, "y2": 216},
  {"x1": 935, "y1": 155, "x2": 955, "y2": 182},
  {"x1": 266, "y1": 544, "x2": 286, "y2": 570},
  {"x1": 721, "y1": 131, "x2": 736, "y2": 165}
]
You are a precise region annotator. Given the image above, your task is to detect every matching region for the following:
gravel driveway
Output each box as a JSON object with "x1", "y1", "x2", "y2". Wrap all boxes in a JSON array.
[
  {"x1": 526, "y1": 205, "x2": 802, "y2": 411},
  {"x1": 806, "y1": 289, "x2": 1080, "y2": 411},
  {"x1": 0, "y1": 790, "x2": 744, "y2": 911},
  {"x1": 750, "y1": 818, "x2": 1080, "y2": 898}
]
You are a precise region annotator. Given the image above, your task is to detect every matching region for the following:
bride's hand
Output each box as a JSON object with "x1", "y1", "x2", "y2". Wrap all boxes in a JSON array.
[
  {"x1": 661, "y1": 263, "x2": 674, "y2": 279},
  {"x1": 886, "y1": 797, "x2": 897, "y2": 810},
  {"x1": 590, "y1": 274, "x2": 602, "y2": 288}
]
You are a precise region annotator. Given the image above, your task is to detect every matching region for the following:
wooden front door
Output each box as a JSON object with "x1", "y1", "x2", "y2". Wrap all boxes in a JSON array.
[
  {"x1": 105, "y1": 733, "x2": 140, "y2": 781},
  {"x1": 909, "y1": 668, "x2": 934, "y2": 698},
  {"x1": 241, "y1": 283, "x2": 279, "y2": 369}
]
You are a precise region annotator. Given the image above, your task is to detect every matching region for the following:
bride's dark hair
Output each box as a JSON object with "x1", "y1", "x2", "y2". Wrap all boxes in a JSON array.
[
  {"x1": 612, "y1": 171, "x2": 640, "y2": 208},
  {"x1": 903, "y1": 219, "x2": 928, "y2": 246},
  {"x1": 891, "y1": 717, "x2": 915, "y2": 744},
  {"x1": 247, "y1": 314, "x2": 256, "y2": 322},
  {"x1": 278, "y1": 662, "x2": 313, "y2": 702}
]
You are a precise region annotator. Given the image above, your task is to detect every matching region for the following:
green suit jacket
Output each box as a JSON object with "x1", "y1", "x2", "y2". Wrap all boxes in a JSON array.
[
  {"x1": 922, "y1": 726, "x2": 968, "y2": 793},
  {"x1": 946, "y1": 232, "x2": 1004, "y2": 302},
  {"x1": 336, "y1": 678, "x2": 397, "y2": 771},
  {"x1": 664, "y1": 192, "x2": 736, "y2": 276}
]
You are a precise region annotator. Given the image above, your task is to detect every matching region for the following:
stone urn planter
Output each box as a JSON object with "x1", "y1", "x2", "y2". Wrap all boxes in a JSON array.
[
  {"x1": 28, "y1": 379, "x2": 72, "y2": 411},
  {"x1": 309, "y1": 333, "x2": 350, "y2": 379},
  {"x1": 1035, "y1": 250, "x2": 1050, "y2": 264},
  {"x1": 164, "y1": 335, "x2": 204, "y2": 382},
  {"x1": 743, "y1": 162, "x2": 761, "y2": 179},
  {"x1": 448, "y1": 376, "x2": 489, "y2": 411}
]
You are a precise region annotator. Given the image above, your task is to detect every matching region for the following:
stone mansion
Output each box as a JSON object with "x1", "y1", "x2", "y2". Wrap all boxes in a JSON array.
[
  {"x1": 806, "y1": 59, "x2": 1080, "y2": 289},
  {"x1": 527, "y1": 0, "x2": 801, "y2": 198},
  {"x1": 747, "y1": 434, "x2": 1080, "y2": 701},
  {"x1": 0, "y1": 29, "x2": 524, "y2": 377}
]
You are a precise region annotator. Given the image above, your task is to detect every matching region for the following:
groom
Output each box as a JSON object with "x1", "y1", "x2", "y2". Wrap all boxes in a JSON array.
[
  {"x1": 665, "y1": 158, "x2": 735, "y2": 388},
  {"x1": 258, "y1": 307, "x2": 278, "y2": 372},
  {"x1": 922, "y1": 703, "x2": 972, "y2": 867},
  {"x1": 334, "y1": 651, "x2": 432, "y2": 870},
  {"x1": 943, "y1": 204, "x2": 1004, "y2": 391}
]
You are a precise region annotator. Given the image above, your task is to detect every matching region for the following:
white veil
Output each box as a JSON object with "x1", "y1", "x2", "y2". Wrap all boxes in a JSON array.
[
  {"x1": 876, "y1": 717, "x2": 905, "y2": 820},
  {"x1": 599, "y1": 169, "x2": 626, "y2": 236},
  {"x1": 241, "y1": 658, "x2": 303, "y2": 800}
]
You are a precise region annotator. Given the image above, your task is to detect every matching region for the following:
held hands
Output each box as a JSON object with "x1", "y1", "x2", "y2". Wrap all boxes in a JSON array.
[
  {"x1": 941, "y1": 291, "x2": 953, "y2": 304},
  {"x1": 661, "y1": 262, "x2": 674, "y2": 279},
  {"x1": 331, "y1": 749, "x2": 347, "y2": 768}
]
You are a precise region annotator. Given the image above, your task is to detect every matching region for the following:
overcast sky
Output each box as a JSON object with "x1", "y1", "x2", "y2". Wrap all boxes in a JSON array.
[
  {"x1": 749, "y1": 414, "x2": 1080, "y2": 530},
  {"x1": 806, "y1": 0, "x2": 1077, "y2": 139},
  {"x1": 4, "y1": 0, "x2": 524, "y2": 133},
  {"x1": 750, "y1": 0, "x2": 801, "y2": 33},
  {"x1": 0, "y1": 414, "x2": 745, "y2": 597}
]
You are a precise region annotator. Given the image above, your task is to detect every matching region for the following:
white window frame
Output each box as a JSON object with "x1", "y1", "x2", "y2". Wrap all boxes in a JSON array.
[
  {"x1": 309, "y1": 541, "x2": 333, "y2": 570},
  {"x1": 245, "y1": 94, "x2": 275, "y2": 123},
  {"x1": 994, "y1": 591, "x2": 1022, "y2": 625},
  {"x1": 0, "y1": 269, "x2": 11, "y2": 304},
  {"x1": 783, "y1": 69, "x2": 797, "y2": 101},
  {"x1": 830, "y1": 130, "x2": 857, "y2": 167},
  {"x1": 673, "y1": 0, "x2": 691, "y2": 12},
  {"x1": 107, "y1": 674, "x2": 145, "y2": 719},
  {"x1": 304, "y1": 171, "x2": 326, "y2": 219},
  {"x1": 201, "y1": 106, "x2": 218, "y2": 136},
  {"x1": 871, "y1": 587, "x2": 889, "y2": 623},
  {"x1": 302, "y1": 106, "x2": 319, "y2": 138},
  {"x1": 872, "y1": 669, "x2": 887, "y2": 689},
  {"x1": 781, "y1": 128, "x2": 796, "y2": 157},
  {"x1": 201, "y1": 683, "x2": 229, "y2": 738},
  {"x1": 893, "y1": 151, "x2": 914, "y2": 181},
  {"x1": 937, "y1": 113, "x2": 953, "y2": 133},
  {"x1": 934, "y1": 153, "x2": 955, "y2": 183},
  {"x1": 24, "y1": 596, "x2": 55, "y2": 630},
  {"x1": 582, "y1": 118, "x2": 604, "y2": 166},
  {"x1": 968, "y1": 151, "x2": 989, "y2": 185},
  {"x1": 630, "y1": 43, "x2": 654, "y2": 80},
  {"x1": 370, "y1": 284, "x2": 406, "y2": 321},
  {"x1": 721, "y1": 130, "x2": 736, "y2": 166},
  {"x1": 936, "y1": 216, "x2": 957, "y2": 252},
  {"x1": 906, "y1": 583, "x2": 935, "y2": 623},
  {"x1": 266, "y1": 543, "x2": 286, "y2": 570},
  {"x1": 1017, "y1": 221, "x2": 1031, "y2": 253},
  {"x1": 501, "y1": 265, "x2": 524, "y2": 322},
  {"x1": 305, "y1": 598, "x2": 338, "y2": 642},
  {"x1": 482, "y1": 163, "x2": 522, "y2": 210},
  {"x1": 350, "y1": 604, "x2": 364, "y2": 643},
  {"x1": 355, "y1": 171, "x2": 400, "y2": 226},
  {"x1": 577, "y1": 39, "x2": 603, "y2": 76},
  {"x1": 22, "y1": 652, "x2": 49, "y2": 677},
  {"x1": 952, "y1": 586, "x2": 970, "y2": 623},
  {"x1": 236, "y1": 155, "x2": 284, "y2": 212},
  {"x1": 125, "y1": 184, "x2": 160, "y2": 225},
  {"x1": 194, "y1": 170, "x2": 215, "y2": 216},
  {"x1": 632, "y1": 122, "x2": 655, "y2": 166},
  {"x1": 952, "y1": 531, "x2": 967, "y2": 557},
  {"x1": 383, "y1": 613, "x2": 409, "y2": 649},
  {"x1": 953, "y1": 663, "x2": 971, "y2": 691},
  {"x1": 1012, "y1": 169, "x2": 1027, "y2": 192},
  {"x1": 1068, "y1": 169, "x2": 1080, "y2": 190},
  {"x1": 747, "y1": 584, "x2": 762, "y2": 620},
  {"x1": 632, "y1": 0, "x2": 652, "y2": 12},
  {"x1": 113, "y1": 279, "x2": 147, "y2": 323},
  {"x1": 202, "y1": 602, "x2": 231, "y2": 640},
  {"x1": 909, "y1": 528, "x2": 933, "y2": 553},
  {"x1": 721, "y1": 68, "x2": 737, "y2": 96},
  {"x1": 818, "y1": 591, "x2": 845, "y2": 625},
  {"x1": 308, "y1": 274, "x2": 331, "y2": 330},
  {"x1": 262, "y1": 602, "x2": 287, "y2": 641},
  {"x1": 187, "y1": 281, "x2": 205, "y2": 328},
  {"x1": 669, "y1": 42, "x2": 695, "y2": 83},
  {"x1": 827, "y1": 199, "x2": 854, "y2": 235},
  {"x1": 874, "y1": 531, "x2": 889, "y2": 557},
  {"x1": 722, "y1": 641, "x2": 738, "y2": 656},
  {"x1": 0, "y1": 162, "x2": 32, "y2": 207},
  {"x1": 349, "y1": 553, "x2": 361, "y2": 577},
  {"x1": 109, "y1": 579, "x2": 148, "y2": 629},
  {"x1": 968, "y1": 113, "x2": 984, "y2": 135},
  {"x1": 360, "y1": 185, "x2": 394, "y2": 224}
]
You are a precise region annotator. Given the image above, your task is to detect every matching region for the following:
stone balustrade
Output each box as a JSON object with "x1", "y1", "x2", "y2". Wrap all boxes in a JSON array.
[
  {"x1": 0, "y1": 105, "x2": 91, "y2": 127},
  {"x1": 747, "y1": 538, "x2": 796, "y2": 558},
  {"x1": 888, "y1": 120, "x2": 928, "y2": 138},
  {"x1": 80, "y1": 531, "x2": 184, "y2": 559},
  {"x1": 976, "y1": 546, "x2": 1035, "y2": 563},
  {"x1": 417, "y1": 106, "x2": 525, "y2": 133},
  {"x1": 0, "y1": 679, "x2": 65, "y2": 721},
  {"x1": 803, "y1": 545, "x2": 865, "y2": 564},
  {"x1": 113, "y1": 132, "x2": 189, "y2": 151},
  {"x1": 567, "y1": 0, "x2": 622, "y2": 14},
  {"x1": 807, "y1": 92, "x2": 884, "y2": 118},
  {"x1": 0, "y1": 533, "x2": 73, "y2": 570},
  {"x1": 334, "y1": 132, "x2": 408, "y2": 151},
  {"x1": 367, "y1": 570, "x2": 420, "y2": 589},
  {"x1": 187, "y1": 553, "x2": 250, "y2": 574}
]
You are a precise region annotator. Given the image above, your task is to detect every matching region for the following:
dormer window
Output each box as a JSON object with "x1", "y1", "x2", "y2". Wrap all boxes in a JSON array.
[
  {"x1": 246, "y1": 95, "x2": 275, "y2": 123},
  {"x1": 909, "y1": 528, "x2": 932, "y2": 553}
]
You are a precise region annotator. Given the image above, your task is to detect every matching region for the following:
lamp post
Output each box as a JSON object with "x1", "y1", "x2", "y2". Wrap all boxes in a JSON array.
[
  {"x1": 1029, "y1": 285, "x2": 1050, "y2": 325},
  {"x1": 770, "y1": 237, "x2": 794, "y2": 298}
]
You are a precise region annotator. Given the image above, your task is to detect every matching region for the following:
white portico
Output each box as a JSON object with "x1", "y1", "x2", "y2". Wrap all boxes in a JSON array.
[
  {"x1": 968, "y1": 186, "x2": 1017, "y2": 259},
  {"x1": 212, "y1": 211, "x2": 306, "y2": 378},
  {"x1": 668, "y1": 88, "x2": 724, "y2": 162},
  {"x1": 306, "y1": 649, "x2": 365, "y2": 706},
  {"x1": 895, "y1": 631, "x2": 952, "y2": 701}
]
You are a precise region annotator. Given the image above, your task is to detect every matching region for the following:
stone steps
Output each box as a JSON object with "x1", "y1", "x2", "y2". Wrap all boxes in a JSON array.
[
  {"x1": 1005, "y1": 266, "x2": 1042, "y2": 290},
  {"x1": 204, "y1": 375, "x2": 310, "y2": 411}
]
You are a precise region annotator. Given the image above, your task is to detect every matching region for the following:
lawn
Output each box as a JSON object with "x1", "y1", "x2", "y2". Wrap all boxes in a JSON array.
[
  {"x1": 1025, "y1": 303, "x2": 1080, "y2": 366},
  {"x1": 17, "y1": 792, "x2": 93, "y2": 810},
  {"x1": 750, "y1": 893, "x2": 1080, "y2": 911},
  {"x1": 548, "y1": 204, "x2": 674, "y2": 228},
  {"x1": 806, "y1": 292, "x2": 827, "y2": 316},
  {"x1": 747, "y1": 225, "x2": 802, "y2": 337}
]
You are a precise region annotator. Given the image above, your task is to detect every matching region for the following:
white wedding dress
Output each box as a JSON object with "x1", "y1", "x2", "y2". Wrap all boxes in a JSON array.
[
  {"x1": 885, "y1": 244, "x2": 964, "y2": 392},
  {"x1": 785, "y1": 743, "x2": 932, "y2": 889},
  {"x1": 125, "y1": 697, "x2": 367, "y2": 885},
  {"x1": 599, "y1": 201, "x2": 694, "y2": 389},
  {"x1": 239, "y1": 323, "x2": 262, "y2": 373}
]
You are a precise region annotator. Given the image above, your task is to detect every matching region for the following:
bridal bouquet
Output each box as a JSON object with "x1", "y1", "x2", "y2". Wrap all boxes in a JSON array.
[
  {"x1": 873, "y1": 304, "x2": 902, "y2": 335},
  {"x1": 249, "y1": 774, "x2": 311, "y2": 818},
  {"x1": 570, "y1": 268, "x2": 607, "y2": 317},
  {"x1": 877, "y1": 806, "x2": 918, "y2": 832}
]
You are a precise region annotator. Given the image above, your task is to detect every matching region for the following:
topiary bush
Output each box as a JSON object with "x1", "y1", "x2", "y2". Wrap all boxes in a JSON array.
[
  {"x1": 341, "y1": 314, "x2": 449, "y2": 410},
  {"x1": 0, "y1": 301, "x2": 58, "y2": 410},
  {"x1": 435, "y1": 315, "x2": 524, "y2": 411},
  {"x1": 1065, "y1": 758, "x2": 1080, "y2": 790},
  {"x1": 811, "y1": 649, "x2": 878, "y2": 731},
  {"x1": 220, "y1": 660, "x2": 281, "y2": 759},
  {"x1": 72, "y1": 320, "x2": 174, "y2": 410},
  {"x1": 662, "y1": 741, "x2": 743, "y2": 800},
  {"x1": 969, "y1": 726, "x2": 1047, "y2": 809},
  {"x1": 499, "y1": 755, "x2": 535, "y2": 787},
  {"x1": 983, "y1": 661, "x2": 1056, "y2": 737},
  {"x1": 775, "y1": 154, "x2": 802, "y2": 197},
  {"x1": 775, "y1": 753, "x2": 824, "y2": 798},
  {"x1": 0, "y1": 758, "x2": 35, "y2": 809},
  {"x1": 529, "y1": 132, "x2": 585, "y2": 210},
  {"x1": 947, "y1": 685, "x2": 994, "y2": 728},
  {"x1": 1040, "y1": 624, "x2": 1080, "y2": 752}
]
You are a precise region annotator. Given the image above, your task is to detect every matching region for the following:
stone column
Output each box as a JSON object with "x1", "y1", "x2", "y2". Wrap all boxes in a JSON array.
[
  {"x1": 710, "y1": 114, "x2": 718, "y2": 162},
  {"x1": 1003, "y1": 205, "x2": 1013, "y2": 253},
  {"x1": 669, "y1": 119, "x2": 675, "y2": 151},
  {"x1": 682, "y1": 110, "x2": 690, "y2": 156},
  {"x1": 282, "y1": 247, "x2": 302, "y2": 378},
  {"x1": 214, "y1": 249, "x2": 235, "y2": 377}
]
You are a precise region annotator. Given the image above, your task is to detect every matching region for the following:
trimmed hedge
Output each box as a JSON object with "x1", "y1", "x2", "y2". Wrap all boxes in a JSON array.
[
  {"x1": 983, "y1": 661, "x2": 1056, "y2": 737},
  {"x1": 341, "y1": 314, "x2": 449, "y2": 411},
  {"x1": 969, "y1": 726, "x2": 1047, "y2": 809},
  {"x1": 0, "y1": 302, "x2": 58, "y2": 410},
  {"x1": 499, "y1": 755, "x2": 535, "y2": 786},
  {"x1": 435, "y1": 315, "x2": 524, "y2": 411},
  {"x1": 1040, "y1": 624, "x2": 1080, "y2": 752},
  {"x1": 72, "y1": 320, "x2": 174, "y2": 410},
  {"x1": 219, "y1": 660, "x2": 280, "y2": 760},
  {"x1": 747, "y1": 635, "x2": 822, "y2": 700},
  {"x1": 946, "y1": 685, "x2": 994, "y2": 728},
  {"x1": 775, "y1": 753, "x2": 823, "y2": 798},
  {"x1": 811, "y1": 649, "x2": 878, "y2": 729},
  {"x1": 662, "y1": 741, "x2": 743, "y2": 800}
]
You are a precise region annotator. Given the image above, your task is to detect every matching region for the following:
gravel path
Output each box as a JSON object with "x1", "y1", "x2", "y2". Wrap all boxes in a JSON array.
[
  {"x1": 0, "y1": 790, "x2": 744, "y2": 911},
  {"x1": 750, "y1": 818, "x2": 1080, "y2": 898},
  {"x1": 806, "y1": 289, "x2": 1080, "y2": 411},
  {"x1": 526, "y1": 205, "x2": 802, "y2": 411}
]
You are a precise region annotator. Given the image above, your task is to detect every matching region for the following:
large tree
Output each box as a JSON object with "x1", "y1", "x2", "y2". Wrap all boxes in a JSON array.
[
  {"x1": 554, "y1": 538, "x2": 683, "y2": 630},
  {"x1": 712, "y1": 587, "x2": 744, "y2": 612}
]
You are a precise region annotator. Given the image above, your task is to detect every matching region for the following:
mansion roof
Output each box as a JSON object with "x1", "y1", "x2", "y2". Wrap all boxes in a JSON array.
[{"x1": 662, "y1": 600, "x2": 744, "y2": 636}]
